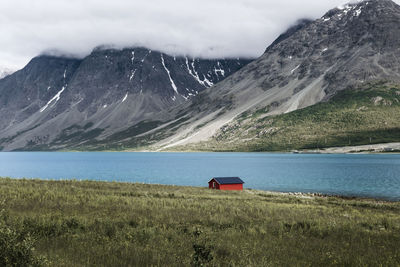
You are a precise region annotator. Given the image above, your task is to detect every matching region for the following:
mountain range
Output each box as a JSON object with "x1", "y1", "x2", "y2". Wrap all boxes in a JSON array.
[
  {"x1": 0, "y1": 48, "x2": 250, "y2": 150},
  {"x1": 1, "y1": 0, "x2": 400, "y2": 151},
  {"x1": 134, "y1": 0, "x2": 400, "y2": 152}
]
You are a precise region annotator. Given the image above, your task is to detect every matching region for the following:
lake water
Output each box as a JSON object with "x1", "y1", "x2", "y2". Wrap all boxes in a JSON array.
[{"x1": 0, "y1": 152, "x2": 399, "y2": 200}]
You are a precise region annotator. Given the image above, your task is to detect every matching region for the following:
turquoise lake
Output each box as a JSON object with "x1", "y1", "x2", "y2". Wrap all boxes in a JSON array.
[{"x1": 0, "y1": 152, "x2": 399, "y2": 200}]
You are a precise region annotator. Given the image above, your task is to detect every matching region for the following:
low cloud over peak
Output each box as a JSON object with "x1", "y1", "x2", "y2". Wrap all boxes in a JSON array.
[{"x1": 1, "y1": 0, "x2": 399, "y2": 69}]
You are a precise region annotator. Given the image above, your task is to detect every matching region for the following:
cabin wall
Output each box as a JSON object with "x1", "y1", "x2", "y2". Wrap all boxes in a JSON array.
[
  {"x1": 219, "y1": 184, "x2": 243, "y2": 191},
  {"x1": 208, "y1": 180, "x2": 220, "y2": 189}
]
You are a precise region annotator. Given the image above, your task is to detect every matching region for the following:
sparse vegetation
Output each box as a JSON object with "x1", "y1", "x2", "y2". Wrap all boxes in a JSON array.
[
  {"x1": 0, "y1": 177, "x2": 399, "y2": 266},
  {"x1": 175, "y1": 81, "x2": 400, "y2": 152},
  {"x1": 5, "y1": 82, "x2": 400, "y2": 152},
  {"x1": 0, "y1": 223, "x2": 47, "y2": 267}
]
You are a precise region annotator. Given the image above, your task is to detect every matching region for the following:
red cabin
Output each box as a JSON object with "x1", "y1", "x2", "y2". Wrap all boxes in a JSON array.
[{"x1": 208, "y1": 177, "x2": 244, "y2": 191}]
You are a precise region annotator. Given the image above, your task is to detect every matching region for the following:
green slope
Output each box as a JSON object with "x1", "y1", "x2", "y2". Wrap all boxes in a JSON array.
[{"x1": 173, "y1": 81, "x2": 400, "y2": 152}]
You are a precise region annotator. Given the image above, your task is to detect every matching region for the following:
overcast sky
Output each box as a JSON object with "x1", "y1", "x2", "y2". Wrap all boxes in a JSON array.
[{"x1": 1, "y1": 0, "x2": 399, "y2": 69}]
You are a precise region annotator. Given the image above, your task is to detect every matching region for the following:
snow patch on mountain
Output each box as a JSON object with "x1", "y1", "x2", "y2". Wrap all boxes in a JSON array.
[
  {"x1": 185, "y1": 57, "x2": 213, "y2": 88},
  {"x1": 129, "y1": 69, "x2": 136, "y2": 81},
  {"x1": 122, "y1": 93, "x2": 128, "y2": 102},
  {"x1": 161, "y1": 54, "x2": 178, "y2": 94},
  {"x1": 40, "y1": 86, "x2": 67, "y2": 112}
]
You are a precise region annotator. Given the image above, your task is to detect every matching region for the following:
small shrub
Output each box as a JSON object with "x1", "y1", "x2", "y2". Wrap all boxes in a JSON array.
[
  {"x1": 0, "y1": 225, "x2": 46, "y2": 266},
  {"x1": 191, "y1": 243, "x2": 213, "y2": 267},
  {"x1": 128, "y1": 219, "x2": 139, "y2": 228},
  {"x1": 381, "y1": 218, "x2": 391, "y2": 230}
]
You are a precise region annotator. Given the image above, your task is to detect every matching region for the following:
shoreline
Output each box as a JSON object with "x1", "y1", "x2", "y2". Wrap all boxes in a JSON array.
[
  {"x1": 298, "y1": 142, "x2": 400, "y2": 154},
  {"x1": 2, "y1": 142, "x2": 400, "y2": 154},
  {"x1": 1, "y1": 177, "x2": 398, "y2": 202},
  {"x1": 250, "y1": 189, "x2": 399, "y2": 202}
]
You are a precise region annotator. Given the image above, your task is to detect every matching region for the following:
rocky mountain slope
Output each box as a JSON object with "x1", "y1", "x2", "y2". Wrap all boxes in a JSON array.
[
  {"x1": 0, "y1": 47, "x2": 251, "y2": 151},
  {"x1": 142, "y1": 0, "x2": 400, "y2": 151},
  {"x1": 171, "y1": 81, "x2": 400, "y2": 151},
  {"x1": 2, "y1": 0, "x2": 400, "y2": 152}
]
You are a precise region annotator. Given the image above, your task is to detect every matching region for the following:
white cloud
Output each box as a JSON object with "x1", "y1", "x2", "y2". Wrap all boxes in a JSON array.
[{"x1": 0, "y1": 0, "x2": 399, "y2": 69}]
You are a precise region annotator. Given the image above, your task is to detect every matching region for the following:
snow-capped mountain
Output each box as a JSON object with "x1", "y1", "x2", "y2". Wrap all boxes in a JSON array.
[
  {"x1": 3, "y1": 0, "x2": 400, "y2": 151},
  {"x1": 146, "y1": 0, "x2": 400, "y2": 150},
  {"x1": 0, "y1": 47, "x2": 251, "y2": 150}
]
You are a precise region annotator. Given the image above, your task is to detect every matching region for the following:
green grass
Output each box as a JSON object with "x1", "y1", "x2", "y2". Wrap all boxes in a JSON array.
[
  {"x1": 175, "y1": 81, "x2": 400, "y2": 152},
  {"x1": 0, "y1": 178, "x2": 399, "y2": 266}
]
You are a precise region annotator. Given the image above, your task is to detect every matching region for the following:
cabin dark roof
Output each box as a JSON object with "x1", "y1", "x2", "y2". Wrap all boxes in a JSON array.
[{"x1": 210, "y1": 177, "x2": 244, "y2": 185}]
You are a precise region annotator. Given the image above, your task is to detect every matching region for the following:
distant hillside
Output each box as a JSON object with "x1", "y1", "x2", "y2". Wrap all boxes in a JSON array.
[{"x1": 169, "y1": 82, "x2": 400, "y2": 151}]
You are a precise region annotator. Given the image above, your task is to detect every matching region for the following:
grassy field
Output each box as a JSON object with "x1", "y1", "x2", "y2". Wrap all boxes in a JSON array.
[
  {"x1": 0, "y1": 178, "x2": 399, "y2": 266},
  {"x1": 173, "y1": 81, "x2": 400, "y2": 152}
]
